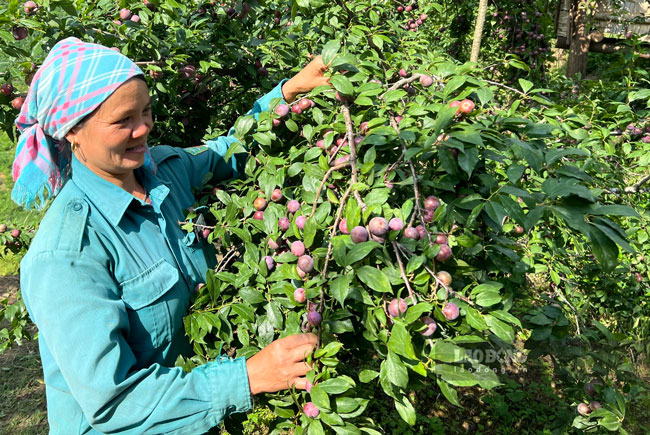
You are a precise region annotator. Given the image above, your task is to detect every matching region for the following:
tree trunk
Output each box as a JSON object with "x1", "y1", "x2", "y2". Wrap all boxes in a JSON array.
[
  {"x1": 566, "y1": 0, "x2": 589, "y2": 78},
  {"x1": 470, "y1": 0, "x2": 489, "y2": 62}
]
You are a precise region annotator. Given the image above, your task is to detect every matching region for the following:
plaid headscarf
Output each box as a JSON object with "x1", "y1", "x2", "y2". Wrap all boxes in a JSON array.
[{"x1": 12, "y1": 37, "x2": 156, "y2": 209}]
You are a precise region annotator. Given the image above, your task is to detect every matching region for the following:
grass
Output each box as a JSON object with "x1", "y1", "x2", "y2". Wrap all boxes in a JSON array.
[{"x1": 0, "y1": 324, "x2": 47, "y2": 434}]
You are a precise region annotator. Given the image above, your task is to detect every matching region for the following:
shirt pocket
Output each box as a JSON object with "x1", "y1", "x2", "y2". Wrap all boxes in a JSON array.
[{"x1": 119, "y1": 259, "x2": 180, "y2": 351}]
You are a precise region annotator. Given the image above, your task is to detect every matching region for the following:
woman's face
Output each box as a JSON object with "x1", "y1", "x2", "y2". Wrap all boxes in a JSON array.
[{"x1": 66, "y1": 77, "x2": 153, "y2": 182}]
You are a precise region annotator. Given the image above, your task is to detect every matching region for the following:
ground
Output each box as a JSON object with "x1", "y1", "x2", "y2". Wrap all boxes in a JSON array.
[{"x1": 0, "y1": 274, "x2": 48, "y2": 435}]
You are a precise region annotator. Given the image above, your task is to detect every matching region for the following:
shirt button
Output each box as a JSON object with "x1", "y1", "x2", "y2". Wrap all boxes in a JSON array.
[{"x1": 72, "y1": 203, "x2": 82, "y2": 211}]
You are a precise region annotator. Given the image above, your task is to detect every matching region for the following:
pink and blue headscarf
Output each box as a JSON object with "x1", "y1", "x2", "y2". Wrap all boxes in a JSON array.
[{"x1": 12, "y1": 37, "x2": 156, "y2": 209}]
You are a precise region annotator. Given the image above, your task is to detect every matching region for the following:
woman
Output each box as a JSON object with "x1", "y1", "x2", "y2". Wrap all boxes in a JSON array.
[{"x1": 13, "y1": 37, "x2": 329, "y2": 434}]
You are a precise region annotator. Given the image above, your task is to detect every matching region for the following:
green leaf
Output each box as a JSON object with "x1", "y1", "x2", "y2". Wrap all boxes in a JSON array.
[
  {"x1": 330, "y1": 74, "x2": 354, "y2": 96},
  {"x1": 394, "y1": 394, "x2": 416, "y2": 425},
  {"x1": 465, "y1": 306, "x2": 488, "y2": 331},
  {"x1": 385, "y1": 351, "x2": 409, "y2": 388},
  {"x1": 472, "y1": 364, "x2": 502, "y2": 388},
  {"x1": 319, "y1": 375, "x2": 356, "y2": 394},
  {"x1": 475, "y1": 291, "x2": 502, "y2": 307},
  {"x1": 310, "y1": 385, "x2": 331, "y2": 411},
  {"x1": 434, "y1": 364, "x2": 478, "y2": 387},
  {"x1": 388, "y1": 321, "x2": 417, "y2": 359},
  {"x1": 321, "y1": 40, "x2": 340, "y2": 66},
  {"x1": 485, "y1": 315, "x2": 515, "y2": 343},
  {"x1": 588, "y1": 226, "x2": 619, "y2": 272},
  {"x1": 356, "y1": 266, "x2": 392, "y2": 292},
  {"x1": 359, "y1": 370, "x2": 379, "y2": 383},
  {"x1": 431, "y1": 341, "x2": 467, "y2": 363},
  {"x1": 437, "y1": 377, "x2": 461, "y2": 406},
  {"x1": 346, "y1": 241, "x2": 379, "y2": 265},
  {"x1": 518, "y1": 78, "x2": 534, "y2": 93},
  {"x1": 331, "y1": 275, "x2": 351, "y2": 307}
]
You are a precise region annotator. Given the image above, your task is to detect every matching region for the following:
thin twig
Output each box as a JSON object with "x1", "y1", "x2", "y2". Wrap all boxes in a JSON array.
[
  {"x1": 483, "y1": 79, "x2": 527, "y2": 96},
  {"x1": 135, "y1": 60, "x2": 166, "y2": 66},
  {"x1": 178, "y1": 220, "x2": 216, "y2": 230},
  {"x1": 321, "y1": 186, "x2": 353, "y2": 279},
  {"x1": 310, "y1": 162, "x2": 352, "y2": 217},
  {"x1": 382, "y1": 73, "x2": 442, "y2": 95},
  {"x1": 341, "y1": 104, "x2": 367, "y2": 212},
  {"x1": 216, "y1": 247, "x2": 241, "y2": 273},
  {"x1": 625, "y1": 174, "x2": 650, "y2": 193},
  {"x1": 397, "y1": 243, "x2": 473, "y2": 305},
  {"x1": 392, "y1": 241, "x2": 417, "y2": 304},
  {"x1": 389, "y1": 116, "x2": 432, "y2": 244}
]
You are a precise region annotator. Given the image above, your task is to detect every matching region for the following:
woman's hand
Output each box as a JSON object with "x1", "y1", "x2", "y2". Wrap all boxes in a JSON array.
[
  {"x1": 281, "y1": 55, "x2": 331, "y2": 103},
  {"x1": 246, "y1": 333, "x2": 318, "y2": 395}
]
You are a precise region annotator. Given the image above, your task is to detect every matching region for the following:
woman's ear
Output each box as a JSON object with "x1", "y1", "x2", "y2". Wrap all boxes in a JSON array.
[{"x1": 64, "y1": 127, "x2": 79, "y2": 145}]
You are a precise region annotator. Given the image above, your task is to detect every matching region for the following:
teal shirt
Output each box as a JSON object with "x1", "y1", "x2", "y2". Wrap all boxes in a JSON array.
[{"x1": 20, "y1": 82, "x2": 285, "y2": 434}]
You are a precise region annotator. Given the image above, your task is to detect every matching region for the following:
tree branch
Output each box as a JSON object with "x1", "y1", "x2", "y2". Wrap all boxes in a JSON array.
[
  {"x1": 392, "y1": 241, "x2": 417, "y2": 304},
  {"x1": 310, "y1": 162, "x2": 352, "y2": 217},
  {"x1": 321, "y1": 185, "x2": 353, "y2": 279},
  {"x1": 341, "y1": 103, "x2": 367, "y2": 212}
]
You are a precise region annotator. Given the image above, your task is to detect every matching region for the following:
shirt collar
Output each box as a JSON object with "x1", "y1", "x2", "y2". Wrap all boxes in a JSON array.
[{"x1": 70, "y1": 155, "x2": 170, "y2": 226}]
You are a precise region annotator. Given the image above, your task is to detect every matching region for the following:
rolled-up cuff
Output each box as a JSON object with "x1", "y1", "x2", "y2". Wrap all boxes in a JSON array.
[{"x1": 207, "y1": 356, "x2": 253, "y2": 417}]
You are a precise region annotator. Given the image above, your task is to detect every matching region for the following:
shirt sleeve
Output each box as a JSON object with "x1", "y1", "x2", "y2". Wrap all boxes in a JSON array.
[
  {"x1": 177, "y1": 80, "x2": 287, "y2": 188},
  {"x1": 21, "y1": 250, "x2": 252, "y2": 434}
]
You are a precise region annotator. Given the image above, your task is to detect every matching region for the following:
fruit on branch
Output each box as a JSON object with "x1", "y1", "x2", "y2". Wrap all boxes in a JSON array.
[
  {"x1": 436, "y1": 244, "x2": 452, "y2": 262},
  {"x1": 11, "y1": 229, "x2": 21, "y2": 238},
  {"x1": 442, "y1": 302, "x2": 460, "y2": 320},
  {"x1": 201, "y1": 228, "x2": 211, "y2": 239},
  {"x1": 271, "y1": 188, "x2": 283, "y2": 202},
  {"x1": 11, "y1": 97, "x2": 25, "y2": 110},
  {"x1": 298, "y1": 255, "x2": 314, "y2": 273},
  {"x1": 370, "y1": 233, "x2": 386, "y2": 243},
  {"x1": 143, "y1": 0, "x2": 155, "y2": 10},
  {"x1": 13, "y1": 26, "x2": 28, "y2": 40},
  {"x1": 584, "y1": 382, "x2": 596, "y2": 396},
  {"x1": 253, "y1": 197, "x2": 267, "y2": 211},
  {"x1": 296, "y1": 266, "x2": 307, "y2": 279},
  {"x1": 419, "y1": 75, "x2": 433, "y2": 87},
  {"x1": 423, "y1": 208, "x2": 434, "y2": 223},
  {"x1": 424, "y1": 195, "x2": 440, "y2": 211},
  {"x1": 577, "y1": 403, "x2": 592, "y2": 416},
  {"x1": 388, "y1": 298, "x2": 408, "y2": 317},
  {"x1": 294, "y1": 287, "x2": 306, "y2": 303},
  {"x1": 404, "y1": 227, "x2": 419, "y2": 239},
  {"x1": 291, "y1": 240, "x2": 305, "y2": 257},
  {"x1": 307, "y1": 310, "x2": 322, "y2": 326},
  {"x1": 0, "y1": 224, "x2": 6, "y2": 233},
  {"x1": 458, "y1": 99, "x2": 475, "y2": 114},
  {"x1": 298, "y1": 98, "x2": 313, "y2": 110},
  {"x1": 399, "y1": 68, "x2": 407, "y2": 77},
  {"x1": 420, "y1": 316, "x2": 437, "y2": 336},
  {"x1": 589, "y1": 401, "x2": 602, "y2": 411},
  {"x1": 119, "y1": 8, "x2": 132, "y2": 20},
  {"x1": 416, "y1": 225, "x2": 426, "y2": 239},
  {"x1": 514, "y1": 225, "x2": 524, "y2": 235},
  {"x1": 257, "y1": 66, "x2": 269, "y2": 77},
  {"x1": 435, "y1": 234, "x2": 447, "y2": 245},
  {"x1": 131, "y1": 15, "x2": 141, "y2": 23},
  {"x1": 368, "y1": 217, "x2": 389, "y2": 236},
  {"x1": 449, "y1": 101, "x2": 461, "y2": 113},
  {"x1": 287, "y1": 199, "x2": 300, "y2": 213},
  {"x1": 263, "y1": 255, "x2": 275, "y2": 271},
  {"x1": 333, "y1": 155, "x2": 350, "y2": 166},
  {"x1": 253, "y1": 211, "x2": 264, "y2": 220},
  {"x1": 295, "y1": 215, "x2": 306, "y2": 230},
  {"x1": 278, "y1": 217, "x2": 290, "y2": 231},
  {"x1": 303, "y1": 402, "x2": 320, "y2": 418},
  {"x1": 148, "y1": 70, "x2": 163, "y2": 80},
  {"x1": 437, "y1": 271, "x2": 452, "y2": 286},
  {"x1": 1, "y1": 84, "x2": 14, "y2": 97},
  {"x1": 291, "y1": 104, "x2": 302, "y2": 114},
  {"x1": 389, "y1": 218, "x2": 404, "y2": 231},
  {"x1": 24, "y1": 1, "x2": 37, "y2": 14},
  {"x1": 268, "y1": 238, "x2": 281, "y2": 250},
  {"x1": 360, "y1": 121, "x2": 369, "y2": 133},
  {"x1": 338, "y1": 218, "x2": 350, "y2": 234},
  {"x1": 275, "y1": 104, "x2": 290, "y2": 117},
  {"x1": 397, "y1": 5, "x2": 404, "y2": 13},
  {"x1": 350, "y1": 226, "x2": 369, "y2": 243},
  {"x1": 180, "y1": 65, "x2": 196, "y2": 79},
  {"x1": 335, "y1": 91, "x2": 351, "y2": 102}
]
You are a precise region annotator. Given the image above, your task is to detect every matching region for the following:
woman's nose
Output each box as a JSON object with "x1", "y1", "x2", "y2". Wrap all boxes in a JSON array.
[{"x1": 132, "y1": 118, "x2": 151, "y2": 138}]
